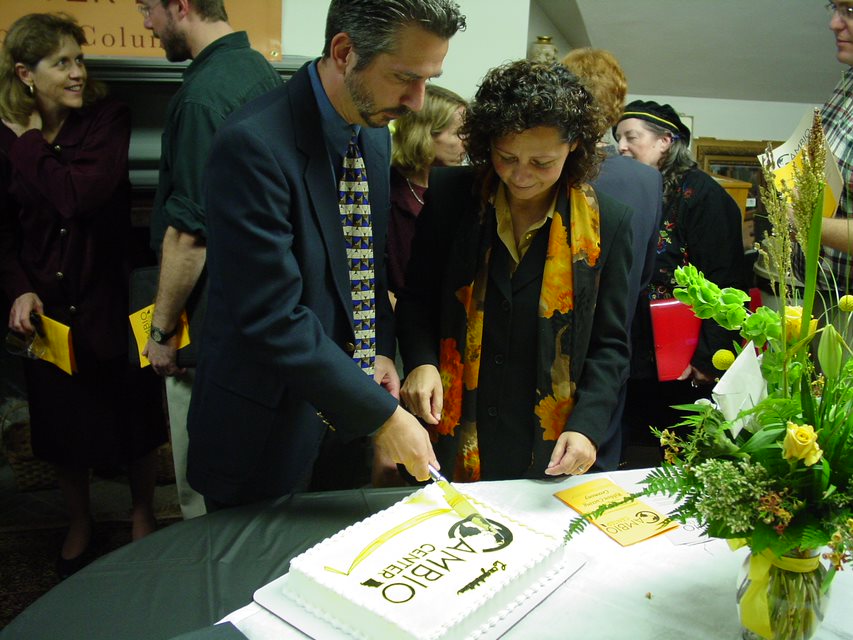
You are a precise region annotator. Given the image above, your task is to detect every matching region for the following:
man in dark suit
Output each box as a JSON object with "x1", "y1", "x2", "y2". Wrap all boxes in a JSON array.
[
  {"x1": 592, "y1": 154, "x2": 663, "y2": 468},
  {"x1": 562, "y1": 49, "x2": 664, "y2": 469},
  {"x1": 186, "y1": 0, "x2": 466, "y2": 508}
]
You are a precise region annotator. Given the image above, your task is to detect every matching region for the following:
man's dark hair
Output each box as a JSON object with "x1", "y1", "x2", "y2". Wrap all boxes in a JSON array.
[
  {"x1": 322, "y1": 0, "x2": 465, "y2": 70},
  {"x1": 161, "y1": 0, "x2": 228, "y2": 22}
]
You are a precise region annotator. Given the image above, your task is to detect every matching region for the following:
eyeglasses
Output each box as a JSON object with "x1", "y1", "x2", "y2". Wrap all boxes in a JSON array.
[
  {"x1": 826, "y1": 2, "x2": 853, "y2": 21},
  {"x1": 137, "y1": 2, "x2": 162, "y2": 18}
]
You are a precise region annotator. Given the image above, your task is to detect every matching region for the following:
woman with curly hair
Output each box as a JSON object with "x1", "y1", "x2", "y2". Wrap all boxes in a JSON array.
[{"x1": 395, "y1": 60, "x2": 633, "y2": 480}]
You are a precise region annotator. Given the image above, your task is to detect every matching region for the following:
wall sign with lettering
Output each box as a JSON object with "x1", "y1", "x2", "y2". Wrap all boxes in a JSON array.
[{"x1": 0, "y1": 0, "x2": 282, "y2": 60}]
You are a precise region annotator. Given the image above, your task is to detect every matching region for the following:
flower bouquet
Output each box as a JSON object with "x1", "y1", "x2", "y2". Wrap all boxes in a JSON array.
[{"x1": 567, "y1": 111, "x2": 853, "y2": 640}]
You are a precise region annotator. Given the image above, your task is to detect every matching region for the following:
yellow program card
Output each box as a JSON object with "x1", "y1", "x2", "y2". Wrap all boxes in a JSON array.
[
  {"x1": 128, "y1": 305, "x2": 190, "y2": 368},
  {"x1": 555, "y1": 478, "x2": 678, "y2": 546},
  {"x1": 36, "y1": 314, "x2": 76, "y2": 375}
]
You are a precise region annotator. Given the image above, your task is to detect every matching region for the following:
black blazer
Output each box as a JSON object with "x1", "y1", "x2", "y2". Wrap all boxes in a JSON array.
[
  {"x1": 593, "y1": 154, "x2": 663, "y2": 327},
  {"x1": 397, "y1": 167, "x2": 632, "y2": 471},
  {"x1": 187, "y1": 63, "x2": 398, "y2": 504}
]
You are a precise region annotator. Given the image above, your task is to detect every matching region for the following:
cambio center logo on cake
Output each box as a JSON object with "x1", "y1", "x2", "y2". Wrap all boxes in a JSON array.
[{"x1": 337, "y1": 514, "x2": 514, "y2": 605}]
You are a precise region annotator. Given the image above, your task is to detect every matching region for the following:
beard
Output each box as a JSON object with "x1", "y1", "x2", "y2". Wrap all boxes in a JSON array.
[
  {"x1": 344, "y1": 70, "x2": 410, "y2": 128},
  {"x1": 158, "y1": 16, "x2": 192, "y2": 62}
]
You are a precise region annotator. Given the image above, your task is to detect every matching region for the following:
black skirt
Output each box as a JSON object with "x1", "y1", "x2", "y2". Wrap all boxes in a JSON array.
[{"x1": 24, "y1": 355, "x2": 167, "y2": 470}]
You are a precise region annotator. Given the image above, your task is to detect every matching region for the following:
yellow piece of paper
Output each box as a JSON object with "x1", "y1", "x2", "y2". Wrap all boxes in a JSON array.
[
  {"x1": 758, "y1": 110, "x2": 843, "y2": 218},
  {"x1": 34, "y1": 314, "x2": 76, "y2": 375},
  {"x1": 555, "y1": 478, "x2": 678, "y2": 546},
  {"x1": 128, "y1": 305, "x2": 191, "y2": 368}
]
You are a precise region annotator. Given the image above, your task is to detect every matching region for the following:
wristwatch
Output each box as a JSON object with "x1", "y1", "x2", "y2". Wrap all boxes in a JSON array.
[{"x1": 150, "y1": 325, "x2": 177, "y2": 344}]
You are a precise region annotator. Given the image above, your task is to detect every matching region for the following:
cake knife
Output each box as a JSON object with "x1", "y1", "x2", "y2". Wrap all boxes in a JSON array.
[{"x1": 428, "y1": 464, "x2": 496, "y2": 534}]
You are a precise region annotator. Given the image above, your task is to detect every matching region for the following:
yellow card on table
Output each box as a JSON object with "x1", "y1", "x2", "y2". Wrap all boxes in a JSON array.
[
  {"x1": 128, "y1": 305, "x2": 190, "y2": 368},
  {"x1": 555, "y1": 478, "x2": 677, "y2": 546},
  {"x1": 35, "y1": 314, "x2": 76, "y2": 375}
]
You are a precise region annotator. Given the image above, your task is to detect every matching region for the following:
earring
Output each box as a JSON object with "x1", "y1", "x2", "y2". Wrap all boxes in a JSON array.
[{"x1": 27, "y1": 84, "x2": 34, "y2": 95}]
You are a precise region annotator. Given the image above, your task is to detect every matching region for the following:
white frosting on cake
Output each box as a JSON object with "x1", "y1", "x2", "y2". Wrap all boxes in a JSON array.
[{"x1": 284, "y1": 483, "x2": 564, "y2": 640}]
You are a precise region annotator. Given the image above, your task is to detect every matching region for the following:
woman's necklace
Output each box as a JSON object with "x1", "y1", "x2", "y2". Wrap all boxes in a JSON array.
[{"x1": 405, "y1": 177, "x2": 425, "y2": 206}]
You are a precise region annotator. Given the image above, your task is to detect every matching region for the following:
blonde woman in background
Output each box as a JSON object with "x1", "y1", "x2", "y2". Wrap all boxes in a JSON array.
[
  {"x1": 0, "y1": 13, "x2": 166, "y2": 578},
  {"x1": 387, "y1": 84, "x2": 467, "y2": 305},
  {"x1": 373, "y1": 84, "x2": 466, "y2": 486}
]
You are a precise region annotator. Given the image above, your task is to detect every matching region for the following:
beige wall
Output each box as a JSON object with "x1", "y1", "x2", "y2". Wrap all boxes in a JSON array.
[
  {"x1": 281, "y1": 0, "x2": 529, "y2": 101},
  {"x1": 281, "y1": 0, "x2": 820, "y2": 142}
]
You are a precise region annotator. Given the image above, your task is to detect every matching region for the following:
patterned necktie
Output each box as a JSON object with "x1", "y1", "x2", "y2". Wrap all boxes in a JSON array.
[{"x1": 338, "y1": 131, "x2": 376, "y2": 375}]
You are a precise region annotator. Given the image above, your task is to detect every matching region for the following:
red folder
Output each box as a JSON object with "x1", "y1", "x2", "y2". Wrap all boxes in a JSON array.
[{"x1": 649, "y1": 299, "x2": 702, "y2": 381}]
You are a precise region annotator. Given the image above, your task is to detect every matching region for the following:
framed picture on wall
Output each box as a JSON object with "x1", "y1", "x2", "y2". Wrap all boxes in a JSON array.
[{"x1": 694, "y1": 138, "x2": 782, "y2": 215}]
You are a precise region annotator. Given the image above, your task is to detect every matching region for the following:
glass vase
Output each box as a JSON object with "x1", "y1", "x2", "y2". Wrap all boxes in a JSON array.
[{"x1": 736, "y1": 549, "x2": 829, "y2": 640}]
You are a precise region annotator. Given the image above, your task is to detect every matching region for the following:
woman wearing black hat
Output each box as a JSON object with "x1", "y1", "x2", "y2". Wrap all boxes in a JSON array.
[{"x1": 614, "y1": 100, "x2": 745, "y2": 429}]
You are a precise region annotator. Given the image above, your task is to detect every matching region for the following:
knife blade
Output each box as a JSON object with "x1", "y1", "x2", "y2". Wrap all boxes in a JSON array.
[{"x1": 428, "y1": 464, "x2": 496, "y2": 534}]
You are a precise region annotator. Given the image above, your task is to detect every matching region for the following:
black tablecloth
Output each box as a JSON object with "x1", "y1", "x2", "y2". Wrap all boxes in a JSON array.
[{"x1": 1, "y1": 487, "x2": 416, "y2": 640}]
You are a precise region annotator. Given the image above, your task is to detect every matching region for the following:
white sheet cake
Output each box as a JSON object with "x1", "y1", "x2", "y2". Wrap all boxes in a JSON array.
[{"x1": 282, "y1": 483, "x2": 566, "y2": 640}]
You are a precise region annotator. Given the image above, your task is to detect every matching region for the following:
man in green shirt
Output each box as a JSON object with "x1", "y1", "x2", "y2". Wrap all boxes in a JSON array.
[{"x1": 136, "y1": 0, "x2": 281, "y2": 518}]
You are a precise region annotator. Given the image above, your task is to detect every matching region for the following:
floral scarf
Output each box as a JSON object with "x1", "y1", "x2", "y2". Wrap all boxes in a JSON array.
[{"x1": 433, "y1": 183, "x2": 602, "y2": 481}]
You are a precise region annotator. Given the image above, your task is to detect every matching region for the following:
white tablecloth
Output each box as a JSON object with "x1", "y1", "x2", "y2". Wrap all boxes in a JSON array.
[{"x1": 221, "y1": 470, "x2": 853, "y2": 639}]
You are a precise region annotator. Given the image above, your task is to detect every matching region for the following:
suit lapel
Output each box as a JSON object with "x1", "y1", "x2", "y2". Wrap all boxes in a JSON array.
[
  {"x1": 511, "y1": 218, "x2": 550, "y2": 293},
  {"x1": 289, "y1": 67, "x2": 353, "y2": 319},
  {"x1": 359, "y1": 129, "x2": 389, "y2": 228},
  {"x1": 479, "y1": 203, "x2": 511, "y2": 302}
]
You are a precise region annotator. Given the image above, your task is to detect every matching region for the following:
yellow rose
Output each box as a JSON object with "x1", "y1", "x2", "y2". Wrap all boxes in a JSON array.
[
  {"x1": 712, "y1": 349, "x2": 736, "y2": 371},
  {"x1": 782, "y1": 421, "x2": 823, "y2": 466},
  {"x1": 839, "y1": 294, "x2": 853, "y2": 313},
  {"x1": 784, "y1": 306, "x2": 818, "y2": 343}
]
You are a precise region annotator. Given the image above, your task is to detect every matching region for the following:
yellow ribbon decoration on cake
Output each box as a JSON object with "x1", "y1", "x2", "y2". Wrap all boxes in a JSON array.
[
  {"x1": 738, "y1": 547, "x2": 821, "y2": 639},
  {"x1": 325, "y1": 508, "x2": 450, "y2": 576}
]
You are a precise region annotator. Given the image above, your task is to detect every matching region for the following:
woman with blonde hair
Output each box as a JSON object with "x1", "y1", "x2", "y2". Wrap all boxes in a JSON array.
[
  {"x1": 387, "y1": 84, "x2": 467, "y2": 299},
  {"x1": 0, "y1": 13, "x2": 166, "y2": 578}
]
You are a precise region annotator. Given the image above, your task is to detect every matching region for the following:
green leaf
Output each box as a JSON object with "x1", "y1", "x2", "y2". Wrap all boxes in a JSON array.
[
  {"x1": 818, "y1": 324, "x2": 844, "y2": 381},
  {"x1": 749, "y1": 521, "x2": 779, "y2": 553},
  {"x1": 739, "y1": 426, "x2": 785, "y2": 455},
  {"x1": 801, "y1": 374, "x2": 816, "y2": 427},
  {"x1": 799, "y1": 525, "x2": 831, "y2": 550}
]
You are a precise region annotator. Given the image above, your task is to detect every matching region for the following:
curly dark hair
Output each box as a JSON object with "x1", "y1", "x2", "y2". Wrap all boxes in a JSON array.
[{"x1": 461, "y1": 60, "x2": 603, "y2": 197}]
